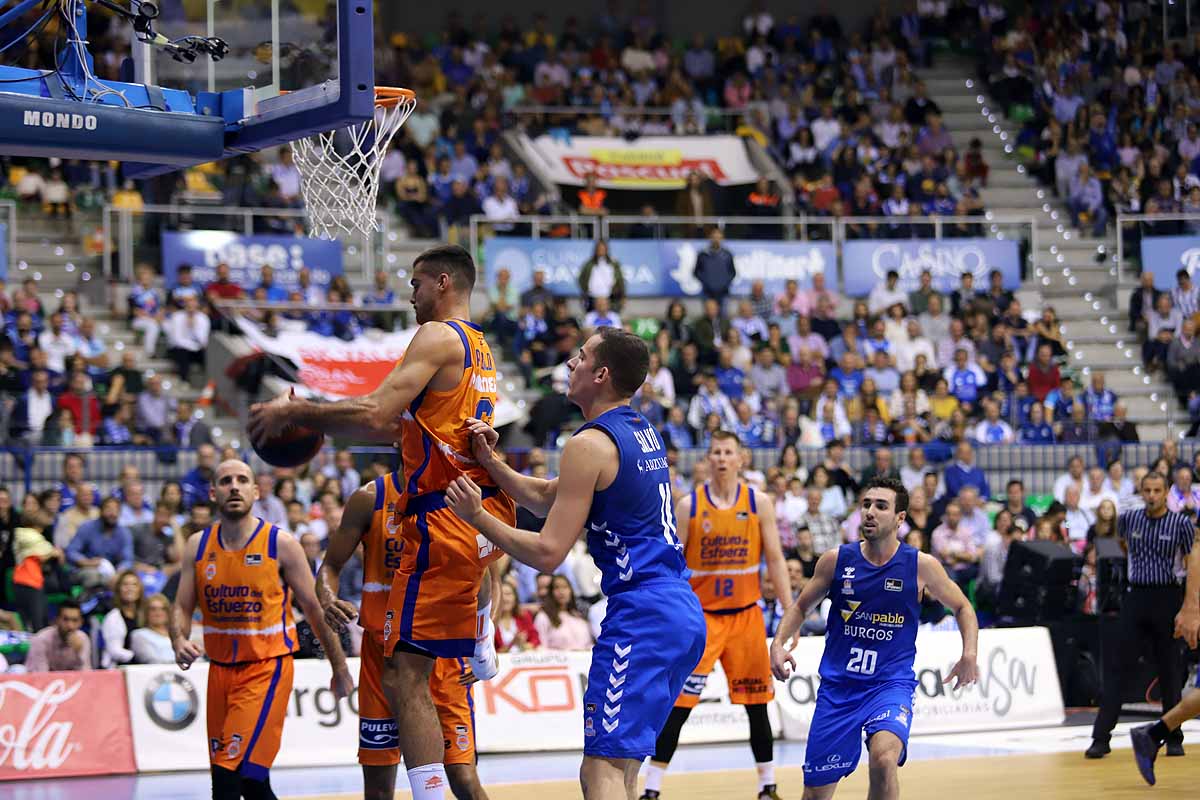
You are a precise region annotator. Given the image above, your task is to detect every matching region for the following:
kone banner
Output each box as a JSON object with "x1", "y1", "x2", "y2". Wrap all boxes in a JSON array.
[{"x1": 484, "y1": 237, "x2": 835, "y2": 298}]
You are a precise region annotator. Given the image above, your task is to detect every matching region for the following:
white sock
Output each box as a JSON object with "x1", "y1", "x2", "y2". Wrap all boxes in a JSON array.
[
  {"x1": 644, "y1": 762, "x2": 666, "y2": 793},
  {"x1": 470, "y1": 600, "x2": 499, "y2": 680},
  {"x1": 407, "y1": 763, "x2": 448, "y2": 799},
  {"x1": 756, "y1": 761, "x2": 775, "y2": 789}
]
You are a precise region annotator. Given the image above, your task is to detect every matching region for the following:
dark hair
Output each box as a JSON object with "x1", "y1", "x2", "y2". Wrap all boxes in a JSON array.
[
  {"x1": 100, "y1": 495, "x2": 121, "y2": 511},
  {"x1": 862, "y1": 476, "x2": 909, "y2": 514},
  {"x1": 541, "y1": 574, "x2": 580, "y2": 628},
  {"x1": 1006, "y1": 479, "x2": 1024, "y2": 491},
  {"x1": 57, "y1": 599, "x2": 82, "y2": 616},
  {"x1": 413, "y1": 244, "x2": 476, "y2": 291},
  {"x1": 1142, "y1": 470, "x2": 1169, "y2": 489},
  {"x1": 592, "y1": 327, "x2": 649, "y2": 398}
]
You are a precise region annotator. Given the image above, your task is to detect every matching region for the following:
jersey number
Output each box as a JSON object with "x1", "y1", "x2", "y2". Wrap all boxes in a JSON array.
[
  {"x1": 658, "y1": 483, "x2": 679, "y2": 547},
  {"x1": 847, "y1": 647, "x2": 878, "y2": 675},
  {"x1": 714, "y1": 578, "x2": 734, "y2": 597},
  {"x1": 473, "y1": 398, "x2": 495, "y2": 425}
]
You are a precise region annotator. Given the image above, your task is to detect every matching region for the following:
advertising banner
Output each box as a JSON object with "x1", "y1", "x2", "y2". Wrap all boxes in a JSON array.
[
  {"x1": 0, "y1": 670, "x2": 136, "y2": 780},
  {"x1": 773, "y1": 627, "x2": 1064, "y2": 740},
  {"x1": 1140, "y1": 235, "x2": 1200, "y2": 290},
  {"x1": 842, "y1": 238, "x2": 1021, "y2": 296},
  {"x1": 484, "y1": 237, "x2": 835, "y2": 298},
  {"x1": 232, "y1": 318, "x2": 523, "y2": 428},
  {"x1": 525, "y1": 134, "x2": 759, "y2": 189},
  {"x1": 161, "y1": 231, "x2": 342, "y2": 292}
]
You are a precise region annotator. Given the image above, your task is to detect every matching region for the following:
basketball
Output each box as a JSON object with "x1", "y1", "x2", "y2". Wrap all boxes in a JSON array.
[{"x1": 252, "y1": 424, "x2": 325, "y2": 468}]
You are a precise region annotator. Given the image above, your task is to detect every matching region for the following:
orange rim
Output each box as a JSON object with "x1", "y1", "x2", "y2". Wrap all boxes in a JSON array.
[{"x1": 375, "y1": 87, "x2": 415, "y2": 108}]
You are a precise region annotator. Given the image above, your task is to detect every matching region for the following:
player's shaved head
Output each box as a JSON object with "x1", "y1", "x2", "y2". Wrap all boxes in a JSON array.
[
  {"x1": 212, "y1": 460, "x2": 258, "y2": 520},
  {"x1": 215, "y1": 459, "x2": 255, "y2": 482}
]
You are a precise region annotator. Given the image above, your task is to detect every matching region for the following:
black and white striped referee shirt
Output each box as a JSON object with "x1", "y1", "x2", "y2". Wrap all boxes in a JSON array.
[{"x1": 1118, "y1": 508, "x2": 1196, "y2": 586}]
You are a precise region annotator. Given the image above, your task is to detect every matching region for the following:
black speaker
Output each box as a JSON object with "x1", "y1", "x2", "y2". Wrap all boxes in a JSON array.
[
  {"x1": 1094, "y1": 536, "x2": 1126, "y2": 614},
  {"x1": 997, "y1": 540, "x2": 1081, "y2": 622}
]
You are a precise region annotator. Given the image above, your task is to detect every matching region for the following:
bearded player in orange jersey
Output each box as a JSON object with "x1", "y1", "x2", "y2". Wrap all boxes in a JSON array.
[
  {"x1": 171, "y1": 459, "x2": 354, "y2": 800},
  {"x1": 248, "y1": 244, "x2": 515, "y2": 800}
]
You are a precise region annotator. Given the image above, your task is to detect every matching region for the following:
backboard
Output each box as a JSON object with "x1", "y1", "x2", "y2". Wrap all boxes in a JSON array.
[{"x1": 0, "y1": 0, "x2": 375, "y2": 176}]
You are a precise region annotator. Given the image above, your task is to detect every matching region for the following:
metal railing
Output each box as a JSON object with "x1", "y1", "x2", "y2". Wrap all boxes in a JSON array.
[
  {"x1": 102, "y1": 203, "x2": 394, "y2": 283},
  {"x1": 470, "y1": 212, "x2": 1037, "y2": 295},
  {"x1": 1115, "y1": 212, "x2": 1200, "y2": 285},
  {"x1": 0, "y1": 201, "x2": 14, "y2": 279},
  {"x1": 0, "y1": 442, "x2": 1188, "y2": 498},
  {"x1": 508, "y1": 104, "x2": 749, "y2": 133}
]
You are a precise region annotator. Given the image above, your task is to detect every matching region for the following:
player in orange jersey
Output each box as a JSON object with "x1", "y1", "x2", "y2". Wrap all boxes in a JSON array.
[
  {"x1": 642, "y1": 431, "x2": 792, "y2": 800},
  {"x1": 317, "y1": 477, "x2": 492, "y2": 800},
  {"x1": 247, "y1": 244, "x2": 512, "y2": 800},
  {"x1": 171, "y1": 459, "x2": 353, "y2": 800}
]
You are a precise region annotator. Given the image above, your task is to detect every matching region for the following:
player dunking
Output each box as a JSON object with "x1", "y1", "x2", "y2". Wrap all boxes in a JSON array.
[
  {"x1": 317, "y1": 478, "x2": 493, "y2": 800},
  {"x1": 444, "y1": 328, "x2": 707, "y2": 800},
  {"x1": 642, "y1": 430, "x2": 792, "y2": 800},
  {"x1": 248, "y1": 244, "x2": 515, "y2": 800},
  {"x1": 771, "y1": 477, "x2": 978, "y2": 800},
  {"x1": 171, "y1": 460, "x2": 353, "y2": 800}
]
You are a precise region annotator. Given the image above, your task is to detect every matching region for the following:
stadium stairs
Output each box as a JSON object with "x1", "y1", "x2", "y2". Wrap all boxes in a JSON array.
[{"x1": 922, "y1": 58, "x2": 1176, "y2": 442}]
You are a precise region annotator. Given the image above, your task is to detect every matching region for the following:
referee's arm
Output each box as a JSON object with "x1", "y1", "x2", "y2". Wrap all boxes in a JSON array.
[{"x1": 1177, "y1": 532, "x2": 1200, "y2": 649}]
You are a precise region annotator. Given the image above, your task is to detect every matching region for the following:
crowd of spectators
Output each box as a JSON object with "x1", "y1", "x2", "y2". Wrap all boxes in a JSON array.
[{"x1": 976, "y1": 1, "x2": 1200, "y2": 238}]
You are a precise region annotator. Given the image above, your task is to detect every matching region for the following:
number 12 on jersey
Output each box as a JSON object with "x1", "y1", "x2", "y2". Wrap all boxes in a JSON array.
[{"x1": 847, "y1": 646, "x2": 877, "y2": 675}]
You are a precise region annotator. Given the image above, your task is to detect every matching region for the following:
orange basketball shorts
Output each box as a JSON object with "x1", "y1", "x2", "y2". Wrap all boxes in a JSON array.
[
  {"x1": 207, "y1": 655, "x2": 294, "y2": 778},
  {"x1": 674, "y1": 604, "x2": 773, "y2": 709},
  {"x1": 383, "y1": 487, "x2": 516, "y2": 659},
  {"x1": 358, "y1": 633, "x2": 477, "y2": 767}
]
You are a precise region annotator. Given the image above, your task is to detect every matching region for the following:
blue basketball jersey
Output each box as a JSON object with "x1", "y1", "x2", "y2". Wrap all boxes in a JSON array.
[
  {"x1": 819, "y1": 543, "x2": 920, "y2": 688},
  {"x1": 575, "y1": 405, "x2": 689, "y2": 597}
]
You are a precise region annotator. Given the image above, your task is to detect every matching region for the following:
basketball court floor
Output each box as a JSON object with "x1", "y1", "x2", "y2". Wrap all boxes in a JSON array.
[{"x1": 12, "y1": 718, "x2": 1200, "y2": 800}]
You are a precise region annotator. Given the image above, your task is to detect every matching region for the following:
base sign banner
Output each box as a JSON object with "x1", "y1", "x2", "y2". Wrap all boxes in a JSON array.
[
  {"x1": 1140, "y1": 235, "x2": 1200, "y2": 290},
  {"x1": 161, "y1": 231, "x2": 343, "y2": 293}
]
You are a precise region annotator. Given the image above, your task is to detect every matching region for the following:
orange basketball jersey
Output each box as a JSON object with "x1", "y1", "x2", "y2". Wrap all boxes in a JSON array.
[
  {"x1": 360, "y1": 472, "x2": 406, "y2": 635},
  {"x1": 194, "y1": 519, "x2": 297, "y2": 664},
  {"x1": 399, "y1": 319, "x2": 499, "y2": 497},
  {"x1": 685, "y1": 483, "x2": 763, "y2": 611}
]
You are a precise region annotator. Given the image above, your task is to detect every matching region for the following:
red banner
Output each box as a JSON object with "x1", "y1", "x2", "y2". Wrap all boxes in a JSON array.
[{"x1": 0, "y1": 671, "x2": 136, "y2": 780}]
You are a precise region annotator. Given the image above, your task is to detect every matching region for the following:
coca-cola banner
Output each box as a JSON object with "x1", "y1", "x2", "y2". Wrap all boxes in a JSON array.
[
  {"x1": 773, "y1": 627, "x2": 1064, "y2": 740},
  {"x1": 522, "y1": 134, "x2": 759, "y2": 189},
  {"x1": 0, "y1": 671, "x2": 136, "y2": 780}
]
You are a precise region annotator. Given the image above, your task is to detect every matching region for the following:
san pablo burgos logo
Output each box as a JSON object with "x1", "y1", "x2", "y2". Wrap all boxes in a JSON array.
[
  {"x1": 144, "y1": 673, "x2": 200, "y2": 731},
  {"x1": 22, "y1": 110, "x2": 98, "y2": 131}
]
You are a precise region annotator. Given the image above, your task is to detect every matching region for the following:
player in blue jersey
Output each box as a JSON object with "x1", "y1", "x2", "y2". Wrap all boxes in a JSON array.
[
  {"x1": 445, "y1": 327, "x2": 707, "y2": 800},
  {"x1": 770, "y1": 477, "x2": 978, "y2": 799}
]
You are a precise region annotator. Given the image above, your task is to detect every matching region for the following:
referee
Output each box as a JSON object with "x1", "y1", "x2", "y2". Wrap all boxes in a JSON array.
[{"x1": 1088, "y1": 470, "x2": 1195, "y2": 759}]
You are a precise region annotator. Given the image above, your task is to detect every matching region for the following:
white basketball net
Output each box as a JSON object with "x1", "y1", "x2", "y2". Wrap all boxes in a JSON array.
[{"x1": 291, "y1": 89, "x2": 418, "y2": 241}]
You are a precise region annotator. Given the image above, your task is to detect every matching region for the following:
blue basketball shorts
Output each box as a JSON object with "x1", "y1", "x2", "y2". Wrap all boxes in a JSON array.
[
  {"x1": 582, "y1": 578, "x2": 706, "y2": 760},
  {"x1": 802, "y1": 679, "x2": 917, "y2": 787}
]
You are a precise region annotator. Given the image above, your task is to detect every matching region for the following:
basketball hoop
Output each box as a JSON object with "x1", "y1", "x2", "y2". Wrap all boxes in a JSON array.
[{"x1": 291, "y1": 87, "x2": 417, "y2": 241}]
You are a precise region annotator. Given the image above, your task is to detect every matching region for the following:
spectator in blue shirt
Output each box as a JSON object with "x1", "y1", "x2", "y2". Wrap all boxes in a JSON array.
[
  {"x1": 1019, "y1": 402, "x2": 1056, "y2": 444},
  {"x1": 830, "y1": 352, "x2": 864, "y2": 399},
  {"x1": 362, "y1": 269, "x2": 398, "y2": 331},
  {"x1": 943, "y1": 348, "x2": 987, "y2": 412},
  {"x1": 256, "y1": 265, "x2": 289, "y2": 302},
  {"x1": 100, "y1": 404, "x2": 136, "y2": 445},
  {"x1": 944, "y1": 440, "x2": 991, "y2": 499},
  {"x1": 733, "y1": 401, "x2": 772, "y2": 448},
  {"x1": 65, "y1": 496, "x2": 133, "y2": 588},
  {"x1": 714, "y1": 348, "x2": 746, "y2": 401},
  {"x1": 1083, "y1": 372, "x2": 1117, "y2": 422},
  {"x1": 181, "y1": 443, "x2": 217, "y2": 509},
  {"x1": 1068, "y1": 163, "x2": 1107, "y2": 236}
]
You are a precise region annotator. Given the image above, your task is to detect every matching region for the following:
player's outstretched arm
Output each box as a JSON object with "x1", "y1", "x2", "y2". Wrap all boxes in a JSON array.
[
  {"x1": 169, "y1": 532, "x2": 204, "y2": 670},
  {"x1": 464, "y1": 417, "x2": 558, "y2": 516},
  {"x1": 277, "y1": 531, "x2": 355, "y2": 699},
  {"x1": 316, "y1": 481, "x2": 376, "y2": 631},
  {"x1": 1175, "y1": 541, "x2": 1200, "y2": 648},
  {"x1": 446, "y1": 430, "x2": 607, "y2": 572},
  {"x1": 247, "y1": 322, "x2": 460, "y2": 444},
  {"x1": 918, "y1": 552, "x2": 979, "y2": 689},
  {"x1": 770, "y1": 549, "x2": 837, "y2": 680},
  {"x1": 756, "y1": 493, "x2": 793, "y2": 609}
]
